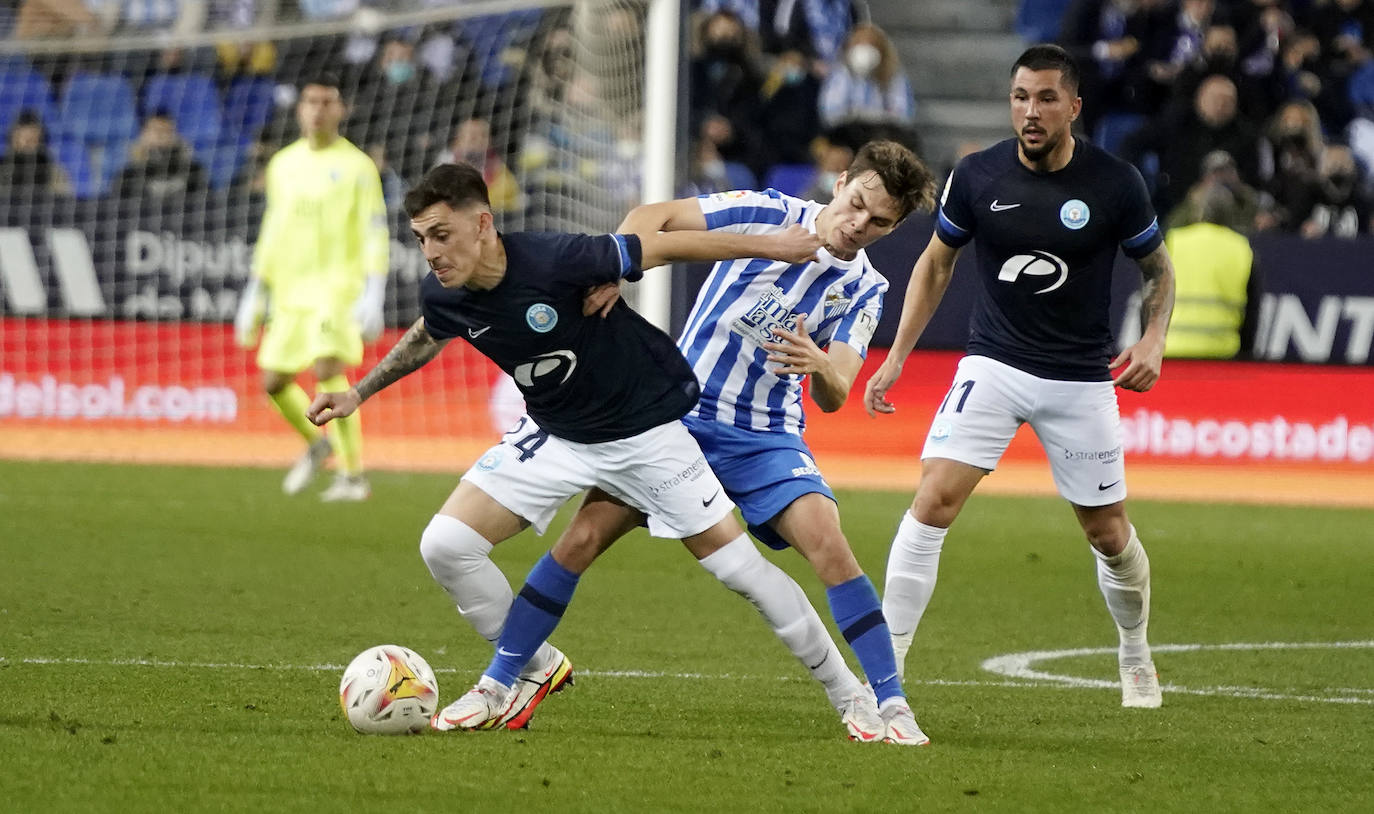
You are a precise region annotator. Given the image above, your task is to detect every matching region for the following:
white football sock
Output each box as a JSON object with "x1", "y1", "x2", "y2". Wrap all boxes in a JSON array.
[
  {"x1": 1094, "y1": 525, "x2": 1152, "y2": 667},
  {"x1": 883, "y1": 512, "x2": 947, "y2": 678},
  {"x1": 418, "y1": 514, "x2": 555, "y2": 672},
  {"x1": 698, "y1": 534, "x2": 863, "y2": 707}
]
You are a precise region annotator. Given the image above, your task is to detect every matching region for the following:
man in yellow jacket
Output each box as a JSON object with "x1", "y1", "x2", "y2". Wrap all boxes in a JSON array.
[
  {"x1": 1163, "y1": 182, "x2": 1260, "y2": 359},
  {"x1": 235, "y1": 74, "x2": 389, "y2": 501}
]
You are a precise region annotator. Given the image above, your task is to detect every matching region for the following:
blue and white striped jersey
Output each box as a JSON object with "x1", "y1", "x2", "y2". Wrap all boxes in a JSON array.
[{"x1": 679, "y1": 189, "x2": 888, "y2": 435}]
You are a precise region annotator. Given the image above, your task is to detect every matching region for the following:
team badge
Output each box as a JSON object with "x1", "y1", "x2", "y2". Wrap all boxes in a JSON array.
[
  {"x1": 1059, "y1": 199, "x2": 1090, "y2": 230},
  {"x1": 930, "y1": 419, "x2": 952, "y2": 443},
  {"x1": 476, "y1": 449, "x2": 503, "y2": 471},
  {"x1": 525, "y1": 303, "x2": 558, "y2": 333},
  {"x1": 822, "y1": 285, "x2": 852, "y2": 320}
]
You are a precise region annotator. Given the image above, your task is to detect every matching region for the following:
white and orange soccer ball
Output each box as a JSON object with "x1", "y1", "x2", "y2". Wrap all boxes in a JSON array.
[{"x1": 338, "y1": 644, "x2": 439, "y2": 735}]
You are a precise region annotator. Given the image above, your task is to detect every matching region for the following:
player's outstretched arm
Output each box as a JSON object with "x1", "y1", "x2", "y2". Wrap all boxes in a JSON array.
[
  {"x1": 864, "y1": 234, "x2": 960, "y2": 416},
  {"x1": 307, "y1": 318, "x2": 449, "y2": 425},
  {"x1": 1111, "y1": 244, "x2": 1176, "y2": 392},
  {"x1": 639, "y1": 223, "x2": 820, "y2": 269}
]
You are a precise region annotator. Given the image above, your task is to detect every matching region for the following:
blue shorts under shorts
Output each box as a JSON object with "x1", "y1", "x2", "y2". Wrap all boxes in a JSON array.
[{"x1": 682, "y1": 414, "x2": 835, "y2": 551}]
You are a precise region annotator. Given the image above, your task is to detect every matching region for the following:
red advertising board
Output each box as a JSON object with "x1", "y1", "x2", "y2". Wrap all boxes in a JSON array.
[{"x1": 3, "y1": 319, "x2": 1372, "y2": 505}]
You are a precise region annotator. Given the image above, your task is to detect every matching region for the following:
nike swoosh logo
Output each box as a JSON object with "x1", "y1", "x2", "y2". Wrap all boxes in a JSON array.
[
  {"x1": 701, "y1": 489, "x2": 721, "y2": 508},
  {"x1": 989, "y1": 200, "x2": 1021, "y2": 212},
  {"x1": 1098, "y1": 480, "x2": 1122, "y2": 491},
  {"x1": 468, "y1": 326, "x2": 491, "y2": 338},
  {"x1": 497, "y1": 647, "x2": 522, "y2": 658}
]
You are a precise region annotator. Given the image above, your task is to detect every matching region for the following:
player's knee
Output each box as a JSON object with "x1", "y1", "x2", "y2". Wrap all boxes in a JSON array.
[
  {"x1": 1082, "y1": 515, "x2": 1131, "y2": 556},
  {"x1": 418, "y1": 514, "x2": 491, "y2": 574},
  {"x1": 913, "y1": 489, "x2": 961, "y2": 528},
  {"x1": 800, "y1": 535, "x2": 862, "y2": 586}
]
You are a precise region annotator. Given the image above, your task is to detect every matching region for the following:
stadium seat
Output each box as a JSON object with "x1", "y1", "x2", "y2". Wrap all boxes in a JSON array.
[
  {"x1": 1015, "y1": 0, "x2": 1071, "y2": 43},
  {"x1": 54, "y1": 73, "x2": 138, "y2": 195},
  {"x1": 763, "y1": 163, "x2": 816, "y2": 197},
  {"x1": 141, "y1": 73, "x2": 223, "y2": 147},
  {"x1": 222, "y1": 77, "x2": 277, "y2": 139},
  {"x1": 0, "y1": 61, "x2": 59, "y2": 142},
  {"x1": 51, "y1": 137, "x2": 98, "y2": 199},
  {"x1": 1092, "y1": 112, "x2": 1147, "y2": 157},
  {"x1": 724, "y1": 161, "x2": 757, "y2": 192},
  {"x1": 457, "y1": 11, "x2": 544, "y2": 89}
]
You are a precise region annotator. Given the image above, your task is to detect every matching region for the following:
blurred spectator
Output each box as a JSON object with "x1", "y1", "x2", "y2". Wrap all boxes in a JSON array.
[
  {"x1": 1059, "y1": 0, "x2": 1163, "y2": 134},
  {"x1": 114, "y1": 111, "x2": 207, "y2": 201},
  {"x1": 1163, "y1": 182, "x2": 1261, "y2": 359},
  {"x1": 1165, "y1": 149, "x2": 1264, "y2": 233},
  {"x1": 1123, "y1": 73, "x2": 1261, "y2": 214},
  {"x1": 298, "y1": 0, "x2": 359, "y2": 22},
  {"x1": 434, "y1": 117, "x2": 523, "y2": 214},
  {"x1": 817, "y1": 23, "x2": 916, "y2": 131},
  {"x1": 757, "y1": 49, "x2": 821, "y2": 168},
  {"x1": 1259, "y1": 98, "x2": 1324, "y2": 230},
  {"x1": 358, "y1": 143, "x2": 401, "y2": 214},
  {"x1": 1143, "y1": 0, "x2": 1226, "y2": 106},
  {"x1": 799, "y1": 136, "x2": 851, "y2": 202},
  {"x1": 348, "y1": 34, "x2": 437, "y2": 180},
  {"x1": 681, "y1": 133, "x2": 756, "y2": 196},
  {"x1": 1307, "y1": 0, "x2": 1374, "y2": 128},
  {"x1": 690, "y1": 10, "x2": 765, "y2": 175},
  {"x1": 213, "y1": 0, "x2": 276, "y2": 78},
  {"x1": 1298, "y1": 143, "x2": 1372, "y2": 237},
  {"x1": 0, "y1": 111, "x2": 71, "y2": 196},
  {"x1": 696, "y1": 0, "x2": 857, "y2": 63},
  {"x1": 13, "y1": 0, "x2": 109, "y2": 38}
]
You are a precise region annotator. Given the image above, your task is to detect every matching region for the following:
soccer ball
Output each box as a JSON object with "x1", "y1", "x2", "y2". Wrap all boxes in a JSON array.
[{"x1": 338, "y1": 644, "x2": 439, "y2": 735}]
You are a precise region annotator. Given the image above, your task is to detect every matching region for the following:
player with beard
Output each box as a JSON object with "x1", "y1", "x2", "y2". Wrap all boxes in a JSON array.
[{"x1": 864, "y1": 44, "x2": 1177, "y2": 711}]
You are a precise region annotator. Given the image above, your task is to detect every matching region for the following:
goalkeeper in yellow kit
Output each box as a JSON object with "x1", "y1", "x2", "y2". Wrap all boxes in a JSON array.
[{"x1": 235, "y1": 74, "x2": 389, "y2": 501}]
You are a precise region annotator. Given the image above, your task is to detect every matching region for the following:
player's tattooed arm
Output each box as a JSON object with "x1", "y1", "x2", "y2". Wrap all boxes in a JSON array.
[
  {"x1": 1136, "y1": 245, "x2": 1176, "y2": 340},
  {"x1": 354, "y1": 318, "x2": 449, "y2": 402},
  {"x1": 308, "y1": 318, "x2": 449, "y2": 425}
]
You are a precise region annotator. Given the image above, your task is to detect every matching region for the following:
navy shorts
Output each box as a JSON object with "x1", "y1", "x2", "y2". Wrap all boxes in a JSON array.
[{"x1": 683, "y1": 414, "x2": 835, "y2": 550}]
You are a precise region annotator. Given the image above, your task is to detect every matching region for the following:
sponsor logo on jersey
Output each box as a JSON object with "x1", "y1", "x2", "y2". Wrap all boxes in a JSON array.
[
  {"x1": 513, "y1": 350, "x2": 577, "y2": 387},
  {"x1": 526, "y1": 303, "x2": 558, "y2": 333},
  {"x1": 476, "y1": 449, "x2": 504, "y2": 471},
  {"x1": 731, "y1": 285, "x2": 799, "y2": 344},
  {"x1": 710, "y1": 190, "x2": 751, "y2": 201},
  {"x1": 649, "y1": 457, "x2": 708, "y2": 496},
  {"x1": 1060, "y1": 199, "x2": 1090, "y2": 230},
  {"x1": 1063, "y1": 445, "x2": 1122, "y2": 464},
  {"x1": 997, "y1": 250, "x2": 1070, "y2": 294}
]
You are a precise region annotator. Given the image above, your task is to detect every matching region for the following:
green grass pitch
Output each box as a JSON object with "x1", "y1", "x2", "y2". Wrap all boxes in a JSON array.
[{"x1": 1, "y1": 459, "x2": 1371, "y2": 812}]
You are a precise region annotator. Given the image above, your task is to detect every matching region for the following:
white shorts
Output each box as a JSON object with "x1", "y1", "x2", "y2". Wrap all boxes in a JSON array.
[
  {"x1": 921, "y1": 355, "x2": 1127, "y2": 506},
  {"x1": 461, "y1": 415, "x2": 736, "y2": 539}
]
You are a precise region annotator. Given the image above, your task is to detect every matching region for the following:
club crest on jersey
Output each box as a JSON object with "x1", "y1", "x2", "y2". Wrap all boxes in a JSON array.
[
  {"x1": 997, "y1": 250, "x2": 1069, "y2": 294},
  {"x1": 930, "y1": 419, "x2": 952, "y2": 443},
  {"x1": 1060, "y1": 199, "x2": 1090, "y2": 230},
  {"x1": 822, "y1": 285, "x2": 852, "y2": 320},
  {"x1": 525, "y1": 303, "x2": 558, "y2": 333},
  {"x1": 476, "y1": 449, "x2": 504, "y2": 471},
  {"x1": 731, "y1": 285, "x2": 799, "y2": 344}
]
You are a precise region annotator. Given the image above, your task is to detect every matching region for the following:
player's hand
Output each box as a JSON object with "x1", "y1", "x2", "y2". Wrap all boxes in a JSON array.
[
  {"x1": 767, "y1": 224, "x2": 823, "y2": 264},
  {"x1": 582, "y1": 281, "x2": 621, "y2": 317},
  {"x1": 1110, "y1": 337, "x2": 1164, "y2": 392},
  {"x1": 864, "y1": 358, "x2": 904, "y2": 417},
  {"x1": 233, "y1": 278, "x2": 266, "y2": 349},
  {"x1": 764, "y1": 313, "x2": 827, "y2": 376},
  {"x1": 307, "y1": 388, "x2": 361, "y2": 426}
]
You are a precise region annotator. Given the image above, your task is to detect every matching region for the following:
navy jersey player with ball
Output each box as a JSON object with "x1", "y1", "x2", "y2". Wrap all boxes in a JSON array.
[
  {"x1": 308, "y1": 163, "x2": 872, "y2": 736},
  {"x1": 865, "y1": 44, "x2": 1176, "y2": 710}
]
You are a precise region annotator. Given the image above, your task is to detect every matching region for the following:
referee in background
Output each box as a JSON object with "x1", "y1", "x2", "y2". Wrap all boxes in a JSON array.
[{"x1": 235, "y1": 74, "x2": 389, "y2": 501}]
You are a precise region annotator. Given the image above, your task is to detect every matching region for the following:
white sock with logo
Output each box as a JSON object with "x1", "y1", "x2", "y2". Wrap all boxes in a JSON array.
[
  {"x1": 1094, "y1": 526, "x2": 1152, "y2": 667},
  {"x1": 699, "y1": 534, "x2": 863, "y2": 707},
  {"x1": 418, "y1": 514, "x2": 555, "y2": 673},
  {"x1": 883, "y1": 511, "x2": 947, "y2": 679}
]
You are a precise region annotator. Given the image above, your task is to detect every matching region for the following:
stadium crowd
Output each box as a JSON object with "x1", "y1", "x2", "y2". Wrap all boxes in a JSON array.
[{"x1": 0, "y1": 0, "x2": 1372, "y2": 239}]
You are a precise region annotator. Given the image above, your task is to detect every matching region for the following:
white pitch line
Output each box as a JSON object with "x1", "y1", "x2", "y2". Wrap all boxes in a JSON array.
[{"x1": 981, "y1": 640, "x2": 1374, "y2": 705}]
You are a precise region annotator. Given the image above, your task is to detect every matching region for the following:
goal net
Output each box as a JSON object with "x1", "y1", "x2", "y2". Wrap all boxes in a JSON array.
[{"x1": 0, "y1": 0, "x2": 665, "y2": 473}]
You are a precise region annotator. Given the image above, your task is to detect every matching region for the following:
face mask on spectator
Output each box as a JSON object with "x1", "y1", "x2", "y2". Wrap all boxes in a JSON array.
[
  {"x1": 782, "y1": 65, "x2": 805, "y2": 85},
  {"x1": 846, "y1": 43, "x2": 881, "y2": 77},
  {"x1": 386, "y1": 60, "x2": 416, "y2": 85}
]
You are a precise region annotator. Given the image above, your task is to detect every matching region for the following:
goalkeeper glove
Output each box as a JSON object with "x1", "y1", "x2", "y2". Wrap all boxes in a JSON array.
[
  {"x1": 234, "y1": 276, "x2": 267, "y2": 348},
  {"x1": 354, "y1": 274, "x2": 386, "y2": 342}
]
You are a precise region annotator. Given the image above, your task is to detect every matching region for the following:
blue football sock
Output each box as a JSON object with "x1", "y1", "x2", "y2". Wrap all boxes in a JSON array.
[
  {"x1": 486, "y1": 553, "x2": 580, "y2": 687},
  {"x1": 827, "y1": 575, "x2": 905, "y2": 705}
]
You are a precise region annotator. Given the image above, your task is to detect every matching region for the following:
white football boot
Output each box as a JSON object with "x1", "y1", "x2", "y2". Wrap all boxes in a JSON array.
[
  {"x1": 1120, "y1": 662, "x2": 1163, "y2": 708},
  {"x1": 499, "y1": 646, "x2": 575, "y2": 729},
  {"x1": 879, "y1": 699, "x2": 931, "y2": 746},
  {"x1": 836, "y1": 691, "x2": 884, "y2": 743},
  {"x1": 431, "y1": 675, "x2": 516, "y2": 732},
  {"x1": 282, "y1": 437, "x2": 331, "y2": 495}
]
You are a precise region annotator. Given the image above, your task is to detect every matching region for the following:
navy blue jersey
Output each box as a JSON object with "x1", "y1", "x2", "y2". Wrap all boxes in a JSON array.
[
  {"x1": 420, "y1": 232, "x2": 700, "y2": 443},
  {"x1": 935, "y1": 138, "x2": 1162, "y2": 381}
]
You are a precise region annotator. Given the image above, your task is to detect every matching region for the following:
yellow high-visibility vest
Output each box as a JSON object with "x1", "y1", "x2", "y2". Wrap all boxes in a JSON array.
[{"x1": 1163, "y1": 222, "x2": 1253, "y2": 359}]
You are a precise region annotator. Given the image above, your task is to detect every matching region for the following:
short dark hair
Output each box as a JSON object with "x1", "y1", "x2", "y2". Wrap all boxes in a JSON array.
[
  {"x1": 846, "y1": 139, "x2": 938, "y2": 221},
  {"x1": 13, "y1": 110, "x2": 42, "y2": 130},
  {"x1": 404, "y1": 162, "x2": 491, "y2": 217},
  {"x1": 1012, "y1": 43, "x2": 1080, "y2": 93},
  {"x1": 301, "y1": 72, "x2": 341, "y2": 93}
]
